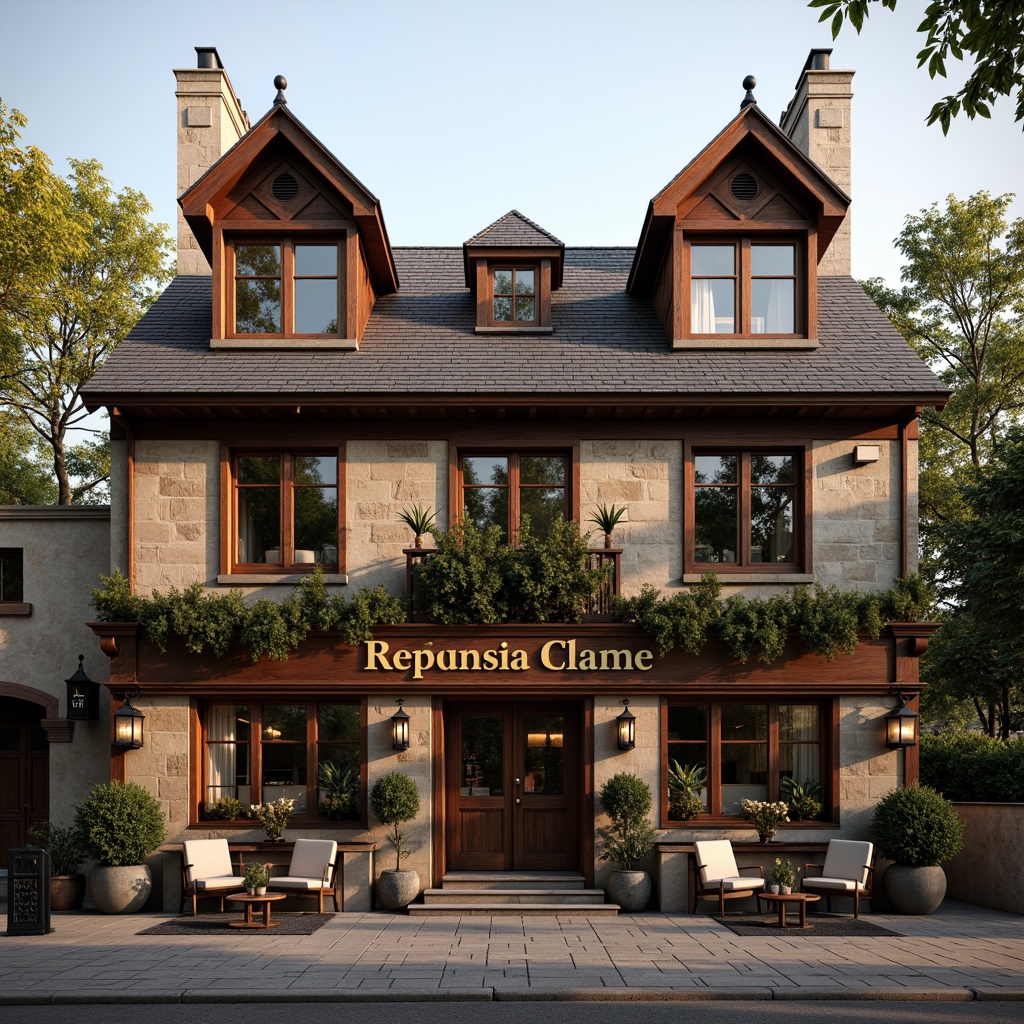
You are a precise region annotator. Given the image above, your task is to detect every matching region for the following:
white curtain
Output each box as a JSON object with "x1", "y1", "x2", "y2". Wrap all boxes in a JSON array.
[
  {"x1": 205, "y1": 706, "x2": 237, "y2": 807},
  {"x1": 691, "y1": 281, "x2": 716, "y2": 333},
  {"x1": 764, "y1": 280, "x2": 792, "y2": 333}
]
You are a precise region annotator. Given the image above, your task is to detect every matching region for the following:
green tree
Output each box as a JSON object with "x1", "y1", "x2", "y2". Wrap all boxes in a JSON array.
[
  {"x1": 809, "y1": 0, "x2": 1024, "y2": 131},
  {"x1": 862, "y1": 192, "x2": 1024, "y2": 570},
  {"x1": 0, "y1": 153, "x2": 172, "y2": 504},
  {"x1": 923, "y1": 429, "x2": 1024, "y2": 737},
  {"x1": 0, "y1": 408, "x2": 56, "y2": 504}
]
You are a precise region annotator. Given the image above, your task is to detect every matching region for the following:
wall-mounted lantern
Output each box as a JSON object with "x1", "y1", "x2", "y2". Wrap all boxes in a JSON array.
[
  {"x1": 391, "y1": 698, "x2": 410, "y2": 751},
  {"x1": 884, "y1": 688, "x2": 918, "y2": 749},
  {"x1": 113, "y1": 686, "x2": 145, "y2": 749},
  {"x1": 65, "y1": 654, "x2": 100, "y2": 721},
  {"x1": 616, "y1": 699, "x2": 635, "y2": 751}
]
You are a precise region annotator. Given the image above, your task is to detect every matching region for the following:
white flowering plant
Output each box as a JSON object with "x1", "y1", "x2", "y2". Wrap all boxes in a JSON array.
[
  {"x1": 740, "y1": 798, "x2": 789, "y2": 840},
  {"x1": 250, "y1": 796, "x2": 295, "y2": 840}
]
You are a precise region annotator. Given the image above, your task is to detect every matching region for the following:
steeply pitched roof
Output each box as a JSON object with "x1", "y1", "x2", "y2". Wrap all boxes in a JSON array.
[
  {"x1": 83, "y1": 248, "x2": 947, "y2": 412},
  {"x1": 464, "y1": 210, "x2": 564, "y2": 247}
]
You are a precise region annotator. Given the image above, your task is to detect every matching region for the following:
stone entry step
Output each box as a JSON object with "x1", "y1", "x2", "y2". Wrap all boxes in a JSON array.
[{"x1": 407, "y1": 871, "x2": 618, "y2": 917}]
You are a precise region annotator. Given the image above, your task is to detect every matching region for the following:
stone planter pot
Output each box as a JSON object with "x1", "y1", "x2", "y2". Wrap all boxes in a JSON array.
[
  {"x1": 50, "y1": 874, "x2": 87, "y2": 911},
  {"x1": 606, "y1": 869, "x2": 651, "y2": 913},
  {"x1": 883, "y1": 864, "x2": 947, "y2": 915},
  {"x1": 88, "y1": 863, "x2": 152, "y2": 914},
  {"x1": 376, "y1": 869, "x2": 420, "y2": 911}
]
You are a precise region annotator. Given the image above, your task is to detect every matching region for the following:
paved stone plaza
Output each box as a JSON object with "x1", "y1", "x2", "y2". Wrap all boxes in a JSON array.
[{"x1": 1, "y1": 901, "x2": 1023, "y2": 1003}]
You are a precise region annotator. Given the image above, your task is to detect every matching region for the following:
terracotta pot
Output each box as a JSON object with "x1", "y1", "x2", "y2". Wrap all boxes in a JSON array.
[
  {"x1": 606, "y1": 869, "x2": 651, "y2": 913},
  {"x1": 88, "y1": 863, "x2": 152, "y2": 914},
  {"x1": 883, "y1": 864, "x2": 947, "y2": 915},
  {"x1": 376, "y1": 869, "x2": 420, "y2": 910},
  {"x1": 50, "y1": 874, "x2": 87, "y2": 911}
]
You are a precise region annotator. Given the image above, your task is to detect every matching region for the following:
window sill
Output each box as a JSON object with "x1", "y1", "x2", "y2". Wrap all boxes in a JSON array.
[
  {"x1": 475, "y1": 326, "x2": 554, "y2": 335},
  {"x1": 217, "y1": 573, "x2": 349, "y2": 586},
  {"x1": 0, "y1": 602, "x2": 31, "y2": 616},
  {"x1": 673, "y1": 337, "x2": 819, "y2": 350},
  {"x1": 683, "y1": 573, "x2": 815, "y2": 585},
  {"x1": 211, "y1": 337, "x2": 359, "y2": 351}
]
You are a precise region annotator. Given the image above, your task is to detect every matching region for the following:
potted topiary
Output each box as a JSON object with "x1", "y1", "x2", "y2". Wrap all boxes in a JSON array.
[
  {"x1": 370, "y1": 771, "x2": 421, "y2": 910},
  {"x1": 75, "y1": 781, "x2": 166, "y2": 913},
  {"x1": 872, "y1": 783, "x2": 965, "y2": 914},
  {"x1": 28, "y1": 822, "x2": 88, "y2": 911},
  {"x1": 597, "y1": 772, "x2": 656, "y2": 912}
]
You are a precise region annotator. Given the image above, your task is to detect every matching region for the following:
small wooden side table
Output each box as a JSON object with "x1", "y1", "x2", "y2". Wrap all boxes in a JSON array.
[
  {"x1": 756, "y1": 891, "x2": 820, "y2": 928},
  {"x1": 225, "y1": 892, "x2": 287, "y2": 929}
]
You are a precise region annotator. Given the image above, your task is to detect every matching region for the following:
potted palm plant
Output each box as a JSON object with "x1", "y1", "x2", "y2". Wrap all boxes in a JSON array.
[
  {"x1": 872, "y1": 783, "x2": 964, "y2": 914},
  {"x1": 370, "y1": 771, "x2": 421, "y2": 910},
  {"x1": 75, "y1": 781, "x2": 166, "y2": 913},
  {"x1": 28, "y1": 822, "x2": 88, "y2": 911},
  {"x1": 396, "y1": 505, "x2": 437, "y2": 548},
  {"x1": 598, "y1": 772, "x2": 656, "y2": 912},
  {"x1": 667, "y1": 760, "x2": 706, "y2": 820},
  {"x1": 586, "y1": 503, "x2": 628, "y2": 548}
]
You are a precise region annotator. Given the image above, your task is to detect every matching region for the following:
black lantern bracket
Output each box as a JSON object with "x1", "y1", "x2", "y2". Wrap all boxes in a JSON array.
[{"x1": 884, "y1": 686, "x2": 919, "y2": 749}]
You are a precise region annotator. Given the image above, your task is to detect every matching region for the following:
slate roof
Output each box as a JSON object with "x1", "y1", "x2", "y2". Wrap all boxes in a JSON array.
[
  {"x1": 464, "y1": 210, "x2": 564, "y2": 248},
  {"x1": 83, "y1": 247, "x2": 947, "y2": 405}
]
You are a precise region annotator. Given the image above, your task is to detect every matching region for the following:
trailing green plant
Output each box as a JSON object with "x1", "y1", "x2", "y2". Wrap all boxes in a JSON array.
[
  {"x1": 90, "y1": 566, "x2": 405, "y2": 663},
  {"x1": 597, "y1": 772, "x2": 656, "y2": 870},
  {"x1": 879, "y1": 571, "x2": 935, "y2": 623},
  {"x1": 871, "y1": 783, "x2": 964, "y2": 866},
  {"x1": 780, "y1": 777, "x2": 823, "y2": 821},
  {"x1": 920, "y1": 731, "x2": 1024, "y2": 802},
  {"x1": 318, "y1": 761, "x2": 360, "y2": 820},
  {"x1": 207, "y1": 796, "x2": 244, "y2": 821},
  {"x1": 396, "y1": 504, "x2": 437, "y2": 543},
  {"x1": 369, "y1": 771, "x2": 420, "y2": 870},
  {"x1": 75, "y1": 781, "x2": 166, "y2": 866},
  {"x1": 791, "y1": 584, "x2": 884, "y2": 661},
  {"x1": 667, "y1": 760, "x2": 706, "y2": 820},
  {"x1": 611, "y1": 576, "x2": 722, "y2": 656},
  {"x1": 718, "y1": 592, "x2": 794, "y2": 664},
  {"x1": 27, "y1": 822, "x2": 88, "y2": 876}
]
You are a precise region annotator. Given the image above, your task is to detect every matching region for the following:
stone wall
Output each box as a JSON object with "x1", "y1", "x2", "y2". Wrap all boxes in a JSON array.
[
  {"x1": 945, "y1": 804, "x2": 1024, "y2": 915},
  {"x1": 126, "y1": 696, "x2": 190, "y2": 840}
]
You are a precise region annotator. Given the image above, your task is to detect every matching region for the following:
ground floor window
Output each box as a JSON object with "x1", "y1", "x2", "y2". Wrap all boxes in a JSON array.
[
  {"x1": 200, "y1": 701, "x2": 362, "y2": 824},
  {"x1": 663, "y1": 699, "x2": 830, "y2": 825}
]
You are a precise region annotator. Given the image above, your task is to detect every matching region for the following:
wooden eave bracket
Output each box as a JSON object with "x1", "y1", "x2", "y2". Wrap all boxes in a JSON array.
[
  {"x1": 887, "y1": 621, "x2": 942, "y2": 658},
  {"x1": 87, "y1": 620, "x2": 140, "y2": 659}
]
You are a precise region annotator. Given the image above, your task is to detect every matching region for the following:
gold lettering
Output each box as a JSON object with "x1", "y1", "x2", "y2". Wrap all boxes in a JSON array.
[
  {"x1": 412, "y1": 648, "x2": 435, "y2": 680},
  {"x1": 510, "y1": 650, "x2": 530, "y2": 671},
  {"x1": 483, "y1": 650, "x2": 499, "y2": 670},
  {"x1": 567, "y1": 637, "x2": 578, "y2": 670},
  {"x1": 437, "y1": 650, "x2": 457, "y2": 671},
  {"x1": 540, "y1": 639, "x2": 566, "y2": 670},
  {"x1": 393, "y1": 649, "x2": 412, "y2": 671},
  {"x1": 365, "y1": 641, "x2": 391, "y2": 670},
  {"x1": 578, "y1": 647, "x2": 598, "y2": 671},
  {"x1": 599, "y1": 649, "x2": 633, "y2": 671},
  {"x1": 500, "y1": 641, "x2": 509, "y2": 670},
  {"x1": 635, "y1": 649, "x2": 654, "y2": 671},
  {"x1": 458, "y1": 650, "x2": 481, "y2": 670}
]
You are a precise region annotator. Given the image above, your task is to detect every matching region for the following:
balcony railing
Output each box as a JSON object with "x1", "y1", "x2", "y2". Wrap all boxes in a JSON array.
[{"x1": 403, "y1": 548, "x2": 621, "y2": 623}]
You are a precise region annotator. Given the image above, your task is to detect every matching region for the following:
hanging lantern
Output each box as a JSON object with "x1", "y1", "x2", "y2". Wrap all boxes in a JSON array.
[
  {"x1": 391, "y1": 699, "x2": 410, "y2": 751},
  {"x1": 616, "y1": 699, "x2": 635, "y2": 751}
]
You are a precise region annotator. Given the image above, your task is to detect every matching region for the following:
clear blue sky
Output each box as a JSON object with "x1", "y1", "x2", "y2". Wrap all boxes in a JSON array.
[{"x1": 4, "y1": 0, "x2": 1023, "y2": 288}]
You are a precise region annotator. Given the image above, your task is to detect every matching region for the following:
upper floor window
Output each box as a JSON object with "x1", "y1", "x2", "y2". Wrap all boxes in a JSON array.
[
  {"x1": 0, "y1": 549, "x2": 23, "y2": 602},
  {"x1": 492, "y1": 267, "x2": 536, "y2": 325},
  {"x1": 231, "y1": 451, "x2": 339, "y2": 572},
  {"x1": 688, "y1": 240, "x2": 799, "y2": 336},
  {"x1": 459, "y1": 451, "x2": 569, "y2": 543},
  {"x1": 689, "y1": 449, "x2": 804, "y2": 573},
  {"x1": 231, "y1": 240, "x2": 340, "y2": 337}
]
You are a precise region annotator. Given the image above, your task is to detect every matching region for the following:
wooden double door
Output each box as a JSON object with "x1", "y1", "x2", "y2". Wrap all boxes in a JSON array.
[
  {"x1": 444, "y1": 702, "x2": 581, "y2": 872},
  {"x1": 0, "y1": 698, "x2": 49, "y2": 863}
]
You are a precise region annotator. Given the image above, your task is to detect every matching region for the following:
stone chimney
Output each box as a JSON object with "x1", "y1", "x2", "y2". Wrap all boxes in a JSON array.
[
  {"x1": 779, "y1": 49, "x2": 854, "y2": 276},
  {"x1": 174, "y1": 47, "x2": 250, "y2": 275}
]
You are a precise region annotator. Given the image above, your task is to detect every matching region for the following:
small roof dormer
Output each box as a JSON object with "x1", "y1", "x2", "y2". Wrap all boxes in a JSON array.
[
  {"x1": 179, "y1": 79, "x2": 397, "y2": 350},
  {"x1": 463, "y1": 211, "x2": 564, "y2": 334},
  {"x1": 627, "y1": 85, "x2": 850, "y2": 351}
]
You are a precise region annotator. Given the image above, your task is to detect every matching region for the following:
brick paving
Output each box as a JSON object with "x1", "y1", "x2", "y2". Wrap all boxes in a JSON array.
[{"x1": 1, "y1": 900, "x2": 1023, "y2": 1004}]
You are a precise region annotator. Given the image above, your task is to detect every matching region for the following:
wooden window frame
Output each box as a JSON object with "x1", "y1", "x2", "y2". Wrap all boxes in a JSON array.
[
  {"x1": 450, "y1": 444, "x2": 580, "y2": 540},
  {"x1": 222, "y1": 235, "x2": 348, "y2": 341},
  {"x1": 195, "y1": 699, "x2": 367, "y2": 829},
  {"x1": 0, "y1": 547, "x2": 30, "y2": 615},
  {"x1": 681, "y1": 235, "x2": 811, "y2": 341},
  {"x1": 684, "y1": 443, "x2": 812, "y2": 575},
  {"x1": 221, "y1": 445, "x2": 344, "y2": 575},
  {"x1": 473, "y1": 258, "x2": 553, "y2": 333},
  {"x1": 661, "y1": 697, "x2": 838, "y2": 828}
]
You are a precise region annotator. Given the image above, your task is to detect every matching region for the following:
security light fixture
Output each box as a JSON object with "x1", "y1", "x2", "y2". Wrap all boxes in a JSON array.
[
  {"x1": 616, "y1": 699, "x2": 636, "y2": 751},
  {"x1": 391, "y1": 699, "x2": 410, "y2": 751}
]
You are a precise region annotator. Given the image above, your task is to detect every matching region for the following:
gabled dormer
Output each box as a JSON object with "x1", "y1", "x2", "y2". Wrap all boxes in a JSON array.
[
  {"x1": 179, "y1": 79, "x2": 398, "y2": 351},
  {"x1": 463, "y1": 211, "x2": 564, "y2": 333},
  {"x1": 627, "y1": 89, "x2": 850, "y2": 350}
]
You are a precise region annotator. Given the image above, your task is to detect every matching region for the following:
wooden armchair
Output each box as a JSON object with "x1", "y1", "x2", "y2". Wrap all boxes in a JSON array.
[
  {"x1": 268, "y1": 838, "x2": 339, "y2": 912},
  {"x1": 180, "y1": 838, "x2": 245, "y2": 915},
  {"x1": 691, "y1": 840, "x2": 765, "y2": 915},
  {"x1": 802, "y1": 839, "x2": 874, "y2": 918}
]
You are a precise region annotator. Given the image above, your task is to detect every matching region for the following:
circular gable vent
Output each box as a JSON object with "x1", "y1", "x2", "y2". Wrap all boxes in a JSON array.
[
  {"x1": 730, "y1": 172, "x2": 759, "y2": 202},
  {"x1": 271, "y1": 172, "x2": 299, "y2": 202}
]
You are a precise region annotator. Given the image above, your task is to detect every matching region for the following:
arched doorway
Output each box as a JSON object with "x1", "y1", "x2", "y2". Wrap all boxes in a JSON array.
[{"x1": 0, "y1": 696, "x2": 50, "y2": 862}]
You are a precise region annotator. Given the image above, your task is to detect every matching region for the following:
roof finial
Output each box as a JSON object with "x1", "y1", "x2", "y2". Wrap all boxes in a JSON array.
[
  {"x1": 274, "y1": 75, "x2": 288, "y2": 106},
  {"x1": 740, "y1": 75, "x2": 757, "y2": 110}
]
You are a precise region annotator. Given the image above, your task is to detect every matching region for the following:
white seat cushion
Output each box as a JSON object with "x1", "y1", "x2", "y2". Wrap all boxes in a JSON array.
[
  {"x1": 287, "y1": 838, "x2": 337, "y2": 880},
  {"x1": 820, "y1": 840, "x2": 873, "y2": 886},
  {"x1": 194, "y1": 874, "x2": 243, "y2": 891},
  {"x1": 694, "y1": 840, "x2": 740, "y2": 884},
  {"x1": 719, "y1": 876, "x2": 765, "y2": 892},
  {"x1": 183, "y1": 839, "x2": 234, "y2": 883},
  {"x1": 270, "y1": 876, "x2": 325, "y2": 891},
  {"x1": 803, "y1": 876, "x2": 867, "y2": 893}
]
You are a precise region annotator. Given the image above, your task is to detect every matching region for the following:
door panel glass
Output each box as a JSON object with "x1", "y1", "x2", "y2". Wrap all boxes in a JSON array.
[
  {"x1": 522, "y1": 714, "x2": 564, "y2": 795},
  {"x1": 462, "y1": 715, "x2": 503, "y2": 796}
]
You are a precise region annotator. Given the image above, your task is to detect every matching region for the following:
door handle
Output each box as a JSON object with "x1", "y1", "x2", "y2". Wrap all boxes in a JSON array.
[
  {"x1": 515, "y1": 777, "x2": 521, "y2": 786},
  {"x1": 516, "y1": 798, "x2": 521, "y2": 805}
]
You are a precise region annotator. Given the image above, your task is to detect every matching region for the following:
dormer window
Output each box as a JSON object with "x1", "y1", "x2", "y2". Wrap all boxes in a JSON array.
[
  {"x1": 492, "y1": 267, "x2": 536, "y2": 326},
  {"x1": 231, "y1": 240, "x2": 341, "y2": 338},
  {"x1": 684, "y1": 237, "x2": 804, "y2": 340}
]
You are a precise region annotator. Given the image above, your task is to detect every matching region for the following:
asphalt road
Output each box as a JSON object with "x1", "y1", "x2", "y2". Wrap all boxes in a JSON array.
[{"x1": 4, "y1": 1002, "x2": 1022, "y2": 1024}]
